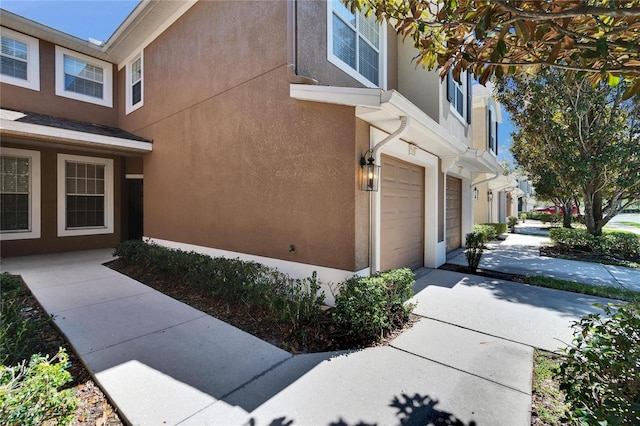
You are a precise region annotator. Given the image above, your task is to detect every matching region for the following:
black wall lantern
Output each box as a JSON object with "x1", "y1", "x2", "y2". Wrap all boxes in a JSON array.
[
  {"x1": 473, "y1": 186, "x2": 479, "y2": 200},
  {"x1": 488, "y1": 191, "x2": 494, "y2": 202},
  {"x1": 360, "y1": 150, "x2": 380, "y2": 191}
]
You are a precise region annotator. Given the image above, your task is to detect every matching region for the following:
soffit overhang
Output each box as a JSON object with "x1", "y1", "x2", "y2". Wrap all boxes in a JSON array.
[{"x1": 0, "y1": 109, "x2": 152, "y2": 155}]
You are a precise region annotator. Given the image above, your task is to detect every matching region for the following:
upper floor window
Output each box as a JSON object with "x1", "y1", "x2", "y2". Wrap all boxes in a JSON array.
[
  {"x1": 0, "y1": 147, "x2": 41, "y2": 240},
  {"x1": 55, "y1": 46, "x2": 113, "y2": 107},
  {"x1": 0, "y1": 27, "x2": 40, "y2": 91},
  {"x1": 488, "y1": 106, "x2": 498, "y2": 155},
  {"x1": 447, "y1": 70, "x2": 472, "y2": 124},
  {"x1": 327, "y1": 0, "x2": 386, "y2": 88},
  {"x1": 125, "y1": 52, "x2": 143, "y2": 114}
]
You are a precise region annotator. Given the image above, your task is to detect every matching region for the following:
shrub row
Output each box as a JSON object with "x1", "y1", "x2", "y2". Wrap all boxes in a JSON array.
[
  {"x1": 114, "y1": 240, "x2": 324, "y2": 326},
  {"x1": 549, "y1": 228, "x2": 640, "y2": 259},
  {"x1": 114, "y1": 241, "x2": 417, "y2": 342},
  {"x1": 332, "y1": 269, "x2": 415, "y2": 342}
]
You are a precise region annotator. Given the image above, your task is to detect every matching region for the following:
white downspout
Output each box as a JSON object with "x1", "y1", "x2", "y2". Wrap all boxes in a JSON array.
[{"x1": 369, "y1": 116, "x2": 410, "y2": 274}]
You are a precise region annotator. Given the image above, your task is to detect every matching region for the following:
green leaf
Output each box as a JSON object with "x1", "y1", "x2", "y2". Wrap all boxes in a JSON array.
[
  {"x1": 497, "y1": 39, "x2": 507, "y2": 57},
  {"x1": 607, "y1": 73, "x2": 620, "y2": 87},
  {"x1": 596, "y1": 38, "x2": 608, "y2": 57}
]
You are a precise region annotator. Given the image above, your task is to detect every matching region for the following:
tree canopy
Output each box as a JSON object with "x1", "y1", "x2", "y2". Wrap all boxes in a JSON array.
[
  {"x1": 495, "y1": 69, "x2": 640, "y2": 235},
  {"x1": 344, "y1": 0, "x2": 640, "y2": 98}
]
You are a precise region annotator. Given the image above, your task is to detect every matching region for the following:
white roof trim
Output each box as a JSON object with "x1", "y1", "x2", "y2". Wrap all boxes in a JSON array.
[
  {"x1": 488, "y1": 175, "x2": 518, "y2": 191},
  {"x1": 290, "y1": 84, "x2": 469, "y2": 157},
  {"x1": 0, "y1": 118, "x2": 152, "y2": 154}
]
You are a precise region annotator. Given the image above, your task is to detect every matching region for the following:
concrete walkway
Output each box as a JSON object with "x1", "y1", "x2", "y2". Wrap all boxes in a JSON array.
[
  {"x1": 1, "y1": 248, "x2": 621, "y2": 425},
  {"x1": 447, "y1": 232, "x2": 640, "y2": 291}
]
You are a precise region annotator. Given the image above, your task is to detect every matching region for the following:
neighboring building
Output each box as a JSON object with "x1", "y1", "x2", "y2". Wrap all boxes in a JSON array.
[
  {"x1": 1, "y1": 0, "x2": 501, "y2": 284},
  {"x1": 470, "y1": 84, "x2": 516, "y2": 225}
]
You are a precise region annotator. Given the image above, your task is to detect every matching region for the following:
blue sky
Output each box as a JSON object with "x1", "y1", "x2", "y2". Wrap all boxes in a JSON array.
[
  {"x1": 2, "y1": 0, "x2": 517, "y2": 163},
  {"x1": 1, "y1": 0, "x2": 139, "y2": 43}
]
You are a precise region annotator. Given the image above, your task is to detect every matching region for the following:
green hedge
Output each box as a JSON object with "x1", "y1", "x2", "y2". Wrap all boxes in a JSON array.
[
  {"x1": 114, "y1": 240, "x2": 325, "y2": 326},
  {"x1": 332, "y1": 269, "x2": 415, "y2": 342},
  {"x1": 549, "y1": 228, "x2": 640, "y2": 259},
  {"x1": 481, "y1": 222, "x2": 508, "y2": 235},
  {"x1": 473, "y1": 223, "x2": 507, "y2": 242}
]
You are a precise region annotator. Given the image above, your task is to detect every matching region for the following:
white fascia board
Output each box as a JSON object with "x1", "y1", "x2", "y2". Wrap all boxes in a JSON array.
[
  {"x1": 0, "y1": 120, "x2": 152, "y2": 153},
  {"x1": 488, "y1": 175, "x2": 517, "y2": 191},
  {"x1": 290, "y1": 84, "x2": 384, "y2": 108},
  {"x1": 383, "y1": 90, "x2": 468, "y2": 155}
]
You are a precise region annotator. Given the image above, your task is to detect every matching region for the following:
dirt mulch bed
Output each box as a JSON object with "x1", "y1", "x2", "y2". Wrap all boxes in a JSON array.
[
  {"x1": 106, "y1": 259, "x2": 417, "y2": 354},
  {"x1": 12, "y1": 277, "x2": 124, "y2": 426},
  {"x1": 540, "y1": 245, "x2": 639, "y2": 267}
]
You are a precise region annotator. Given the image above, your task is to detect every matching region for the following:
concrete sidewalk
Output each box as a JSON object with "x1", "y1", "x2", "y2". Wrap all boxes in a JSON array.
[
  {"x1": 1, "y1": 248, "x2": 618, "y2": 425},
  {"x1": 447, "y1": 232, "x2": 640, "y2": 292}
]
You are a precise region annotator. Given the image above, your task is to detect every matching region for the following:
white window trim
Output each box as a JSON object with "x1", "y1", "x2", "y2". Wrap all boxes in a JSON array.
[
  {"x1": 57, "y1": 154, "x2": 114, "y2": 237},
  {"x1": 0, "y1": 147, "x2": 41, "y2": 240},
  {"x1": 0, "y1": 27, "x2": 40, "y2": 91},
  {"x1": 488, "y1": 104, "x2": 498, "y2": 156},
  {"x1": 326, "y1": 2, "x2": 387, "y2": 89},
  {"x1": 449, "y1": 71, "x2": 467, "y2": 124},
  {"x1": 55, "y1": 46, "x2": 113, "y2": 107},
  {"x1": 125, "y1": 51, "x2": 143, "y2": 115}
]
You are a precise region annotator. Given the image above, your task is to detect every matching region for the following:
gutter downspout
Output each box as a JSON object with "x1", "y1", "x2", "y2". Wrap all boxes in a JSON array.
[
  {"x1": 369, "y1": 116, "x2": 410, "y2": 274},
  {"x1": 287, "y1": 0, "x2": 318, "y2": 85}
]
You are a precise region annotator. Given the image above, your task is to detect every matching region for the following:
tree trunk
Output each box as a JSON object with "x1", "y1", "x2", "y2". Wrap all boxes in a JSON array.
[{"x1": 583, "y1": 188, "x2": 604, "y2": 236}]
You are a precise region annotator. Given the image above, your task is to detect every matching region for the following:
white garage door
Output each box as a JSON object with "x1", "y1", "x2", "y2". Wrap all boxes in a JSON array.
[
  {"x1": 380, "y1": 155, "x2": 424, "y2": 271},
  {"x1": 446, "y1": 176, "x2": 462, "y2": 252}
]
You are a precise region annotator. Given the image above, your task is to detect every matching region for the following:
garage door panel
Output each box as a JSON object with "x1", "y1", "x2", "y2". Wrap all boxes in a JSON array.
[
  {"x1": 446, "y1": 176, "x2": 462, "y2": 252},
  {"x1": 381, "y1": 155, "x2": 424, "y2": 271}
]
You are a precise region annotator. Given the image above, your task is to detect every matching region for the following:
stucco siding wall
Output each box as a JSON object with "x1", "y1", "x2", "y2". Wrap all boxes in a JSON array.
[
  {"x1": 1, "y1": 39, "x2": 118, "y2": 127},
  {"x1": 0, "y1": 142, "x2": 122, "y2": 256},
  {"x1": 397, "y1": 41, "x2": 440, "y2": 122}
]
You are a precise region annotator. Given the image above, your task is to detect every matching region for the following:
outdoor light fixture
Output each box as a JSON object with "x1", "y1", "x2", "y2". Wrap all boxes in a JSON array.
[
  {"x1": 360, "y1": 150, "x2": 380, "y2": 191},
  {"x1": 473, "y1": 186, "x2": 479, "y2": 200},
  {"x1": 488, "y1": 191, "x2": 494, "y2": 202}
]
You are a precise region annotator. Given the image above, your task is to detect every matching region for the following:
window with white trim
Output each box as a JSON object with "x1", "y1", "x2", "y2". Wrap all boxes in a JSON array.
[
  {"x1": 0, "y1": 147, "x2": 41, "y2": 240},
  {"x1": 327, "y1": 0, "x2": 385, "y2": 88},
  {"x1": 125, "y1": 52, "x2": 143, "y2": 114},
  {"x1": 488, "y1": 106, "x2": 498, "y2": 155},
  {"x1": 447, "y1": 70, "x2": 472, "y2": 124},
  {"x1": 57, "y1": 154, "x2": 114, "y2": 236},
  {"x1": 55, "y1": 46, "x2": 113, "y2": 107},
  {"x1": 0, "y1": 27, "x2": 40, "y2": 91}
]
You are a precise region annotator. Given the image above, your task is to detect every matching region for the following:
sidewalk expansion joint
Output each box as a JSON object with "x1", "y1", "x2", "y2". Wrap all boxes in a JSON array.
[
  {"x1": 79, "y1": 314, "x2": 209, "y2": 356},
  {"x1": 411, "y1": 314, "x2": 548, "y2": 352},
  {"x1": 175, "y1": 355, "x2": 295, "y2": 425},
  {"x1": 50, "y1": 290, "x2": 155, "y2": 314},
  {"x1": 388, "y1": 344, "x2": 531, "y2": 397}
]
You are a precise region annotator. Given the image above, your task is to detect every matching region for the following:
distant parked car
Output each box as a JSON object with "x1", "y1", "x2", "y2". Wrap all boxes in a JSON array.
[{"x1": 533, "y1": 205, "x2": 577, "y2": 214}]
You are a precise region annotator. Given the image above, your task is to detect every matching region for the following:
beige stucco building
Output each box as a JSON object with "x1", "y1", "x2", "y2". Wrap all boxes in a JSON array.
[{"x1": 1, "y1": 0, "x2": 502, "y2": 283}]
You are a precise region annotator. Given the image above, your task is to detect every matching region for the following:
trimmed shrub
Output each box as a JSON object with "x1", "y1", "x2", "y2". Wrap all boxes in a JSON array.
[
  {"x1": 549, "y1": 228, "x2": 597, "y2": 251},
  {"x1": 549, "y1": 228, "x2": 640, "y2": 260},
  {"x1": 114, "y1": 241, "x2": 325, "y2": 327},
  {"x1": 480, "y1": 222, "x2": 508, "y2": 236},
  {"x1": 332, "y1": 269, "x2": 415, "y2": 342},
  {"x1": 520, "y1": 213, "x2": 527, "y2": 222},
  {"x1": 0, "y1": 349, "x2": 77, "y2": 426},
  {"x1": 557, "y1": 302, "x2": 640, "y2": 425},
  {"x1": 465, "y1": 232, "x2": 484, "y2": 271},
  {"x1": 508, "y1": 216, "x2": 519, "y2": 232},
  {"x1": 473, "y1": 224, "x2": 498, "y2": 243}
]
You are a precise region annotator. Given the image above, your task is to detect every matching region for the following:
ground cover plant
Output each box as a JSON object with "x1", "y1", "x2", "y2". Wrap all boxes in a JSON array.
[
  {"x1": 531, "y1": 350, "x2": 569, "y2": 426},
  {"x1": 0, "y1": 273, "x2": 123, "y2": 425},
  {"x1": 111, "y1": 240, "x2": 417, "y2": 352}
]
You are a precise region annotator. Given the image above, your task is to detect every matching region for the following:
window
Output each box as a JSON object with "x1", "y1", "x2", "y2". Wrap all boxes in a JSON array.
[
  {"x1": 0, "y1": 27, "x2": 40, "y2": 91},
  {"x1": 0, "y1": 147, "x2": 41, "y2": 240},
  {"x1": 55, "y1": 46, "x2": 113, "y2": 107},
  {"x1": 125, "y1": 52, "x2": 143, "y2": 114},
  {"x1": 57, "y1": 154, "x2": 114, "y2": 236},
  {"x1": 327, "y1": 0, "x2": 385, "y2": 88},
  {"x1": 488, "y1": 107, "x2": 498, "y2": 155},
  {"x1": 447, "y1": 70, "x2": 472, "y2": 124}
]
